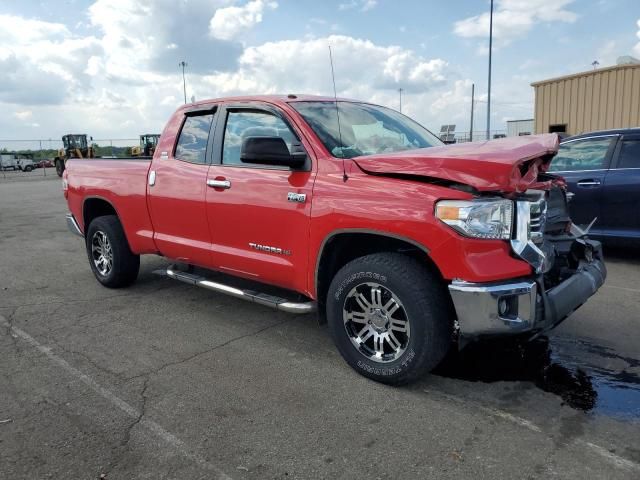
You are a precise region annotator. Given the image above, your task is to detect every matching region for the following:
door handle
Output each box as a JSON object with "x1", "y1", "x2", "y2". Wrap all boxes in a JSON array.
[
  {"x1": 577, "y1": 179, "x2": 601, "y2": 187},
  {"x1": 207, "y1": 179, "x2": 231, "y2": 189},
  {"x1": 148, "y1": 170, "x2": 156, "y2": 186}
]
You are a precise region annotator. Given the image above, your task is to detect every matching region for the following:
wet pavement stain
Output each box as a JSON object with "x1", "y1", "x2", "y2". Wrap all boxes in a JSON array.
[{"x1": 435, "y1": 335, "x2": 640, "y2": 420}]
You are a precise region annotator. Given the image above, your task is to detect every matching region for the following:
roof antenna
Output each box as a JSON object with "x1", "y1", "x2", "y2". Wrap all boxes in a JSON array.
[{"x1": 329, "y1": 45, "x2": 348, "y2": 182}]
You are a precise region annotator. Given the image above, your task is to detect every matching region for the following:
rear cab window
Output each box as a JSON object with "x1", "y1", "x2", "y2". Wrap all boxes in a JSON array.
[{"x1": 174, "y1": 112, "x2": 216, "y2": 164}]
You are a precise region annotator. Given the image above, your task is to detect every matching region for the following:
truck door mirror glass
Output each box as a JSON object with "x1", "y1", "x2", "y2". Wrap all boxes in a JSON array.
[{"x1": 240, "y1": 136, "x2": 306, "y2": 168}]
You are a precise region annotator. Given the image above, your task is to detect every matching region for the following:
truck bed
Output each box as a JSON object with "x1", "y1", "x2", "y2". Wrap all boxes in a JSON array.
[{"x1": 65, "y1": 158, "x2": 156, "y2": 253}]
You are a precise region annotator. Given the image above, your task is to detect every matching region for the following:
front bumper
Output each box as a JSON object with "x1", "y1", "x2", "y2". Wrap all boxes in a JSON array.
[
  {"x1": 448, "y1": 239, "x2": 606, "y2": 337},
  {"x1": 66, "y1": 213, "x2": 83, "y2": 237}
]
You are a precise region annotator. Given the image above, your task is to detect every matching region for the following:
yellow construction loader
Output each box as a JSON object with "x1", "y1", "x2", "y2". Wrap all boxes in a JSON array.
[
  {"x1": 54, "y1": 134, "x2": 95, "y2": 177},
  {"x1": 131, "y1": 134, "x2": 160, "y2": 157}
]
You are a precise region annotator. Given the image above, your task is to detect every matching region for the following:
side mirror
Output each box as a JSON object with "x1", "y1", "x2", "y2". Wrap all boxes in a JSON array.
[{"x1": 240, "y1": 136, "x2": 306, "y2": 168}]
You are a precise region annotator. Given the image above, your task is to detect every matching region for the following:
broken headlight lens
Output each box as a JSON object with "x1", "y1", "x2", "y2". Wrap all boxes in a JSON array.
[{"x1": 435, "y1": 199, "x2": 514, "y2": 240}]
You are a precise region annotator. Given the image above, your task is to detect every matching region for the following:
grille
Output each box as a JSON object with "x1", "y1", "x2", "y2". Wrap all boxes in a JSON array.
[{"x1": 529, "y1": 198, "x2": 547, "y2": 243}]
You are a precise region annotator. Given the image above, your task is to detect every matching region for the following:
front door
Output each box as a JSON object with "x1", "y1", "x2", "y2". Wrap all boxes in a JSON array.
[
  {"x1": 147, "y1": 108, "x2": 217, "y2": 266},
  {"x1": 549, "y1": 135, "x2": 618, "y2": 231},
  {"x1": 601, "y1": 134, "x2": 640, "y2": 238},
  {"x1": 205, "y1": 104, "x2": 315, "y2": 293}
]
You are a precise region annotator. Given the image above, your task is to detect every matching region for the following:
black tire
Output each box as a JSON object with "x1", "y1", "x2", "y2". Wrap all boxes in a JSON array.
[
  {"x1": 85, "y1": 215, "x2": 140, "y2": 288},
  {"x1": 326, "y1": 253, "x2": 452, "y2": 385},
  {"x1": 25, "y1": 165, "x2": 33, "y2": 172},
  {"x1": 55, "y1": 159, "x2": 64, "y2": 177}
]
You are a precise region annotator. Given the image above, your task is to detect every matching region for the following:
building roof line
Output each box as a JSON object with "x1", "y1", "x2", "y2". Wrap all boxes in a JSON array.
[{"x1": 531, "y1": 63, "x2": 640, "y2": 87}]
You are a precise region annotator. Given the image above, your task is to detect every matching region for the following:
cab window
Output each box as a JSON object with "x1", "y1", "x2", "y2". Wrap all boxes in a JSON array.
[
  {"x1": 222, "y1": 110, "x2": 296, "y2": 166},
  {"x1": 175, "y1": 113, "x2": 215, "y2": 164},
  {"x1": 617, "y1": 139, "x2": 640, "y2": 169},
  {"x1": 550, "y1": 137, "x2": 613, "y2": 172}
]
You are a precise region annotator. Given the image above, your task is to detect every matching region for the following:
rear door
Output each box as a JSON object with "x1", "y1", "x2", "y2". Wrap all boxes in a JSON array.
[
  {"x1": 205, "y1": 102, "x2": 315, "y2": 292},
  {"x1": 147, "y1": 106, "x2": 218, "y2": 267},
  {"x1": 600, "y1": 133, "x2": 640, "y2": 239},
  {"x1": 549, "y1": 135, "x2": 618, "y2": 230}
]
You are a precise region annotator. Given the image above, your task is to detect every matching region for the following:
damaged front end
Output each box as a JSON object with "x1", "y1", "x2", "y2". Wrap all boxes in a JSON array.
[{"x1": 449, "y1": 182, "x2": 607, "y2": 339}]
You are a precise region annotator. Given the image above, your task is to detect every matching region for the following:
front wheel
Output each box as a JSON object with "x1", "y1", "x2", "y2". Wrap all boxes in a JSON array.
[
  {"x1": 85, "y1": 215, "x2": 140, "y2": 288},
  {"x1": 55, "y1": 159, "x2": 64, "y2": 177},
  {"x1": 326, "y1": 253, "x2": 452, "y2": 385}
]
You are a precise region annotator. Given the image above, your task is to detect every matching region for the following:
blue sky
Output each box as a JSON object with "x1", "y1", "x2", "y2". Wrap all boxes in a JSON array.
[{"x1": 1, "y1": 0, "x2": 639, "y2": 140}]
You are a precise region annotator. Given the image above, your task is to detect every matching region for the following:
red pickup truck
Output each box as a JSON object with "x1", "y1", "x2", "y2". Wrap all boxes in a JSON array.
[{"x1": 63, "y1": 95, "x2": 606, "y2": 384}]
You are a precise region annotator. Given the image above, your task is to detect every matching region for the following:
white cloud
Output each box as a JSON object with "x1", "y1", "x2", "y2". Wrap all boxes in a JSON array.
[
  {"x1": 0, "y1": 4, "x2": 515, "y2": 140},
  {"x1": 88, "y1": 0, "x2": 242, "y2": 76},
  {"x1": 338, "y1": 0, "x2": 377, "y2": 12},
  {"x1": 209, "y1": 0, "x2": 278, "y2": 41},
  {"x1": 14, "y1": 110, "x2": 32, "y2": 121},
  {"x1": 0, "y1": 14, "x2": 69, "y2": 49},
  {"x1": 0, "y1": 15, "x2": 102, "y2": 106},
  {"x1": 191, "y1": 35, "x2": 470, "y2": 131},
  {"x1": 454, "y1": 0, "x2": 577, "y2": 46},
  {"x1": 634, "y1": 18, "x2": 640, "y2": 57},
  {"x1": 200, "y1": 35, "x2": 448, "y2": 97}
]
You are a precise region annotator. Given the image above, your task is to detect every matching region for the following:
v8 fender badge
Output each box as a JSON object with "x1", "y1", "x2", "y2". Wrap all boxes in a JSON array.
[{"x1": 287, "y1": 192, "x2": 306, "y2": 203}]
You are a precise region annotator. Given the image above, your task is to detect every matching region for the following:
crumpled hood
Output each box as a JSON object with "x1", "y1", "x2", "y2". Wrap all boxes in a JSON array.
[{"x1": 353, "y1": 134, "x2": 560, "y2": 193}]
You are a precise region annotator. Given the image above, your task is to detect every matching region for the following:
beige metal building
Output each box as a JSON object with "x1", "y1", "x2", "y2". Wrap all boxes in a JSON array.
[{"x1": 531, "y1": 59, "x2": 640, "y2": 135}]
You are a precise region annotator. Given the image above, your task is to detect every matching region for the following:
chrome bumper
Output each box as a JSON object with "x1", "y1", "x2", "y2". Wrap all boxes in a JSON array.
[
  {"x1": 66, "y1": 213, "x2": 83, "y2": 237},
  {"x1": 449, "y1": 252, "x2": 606, "y2": 338},
  {"x1": 449, "y1": 280, "x2": 538, "y2": 336}
]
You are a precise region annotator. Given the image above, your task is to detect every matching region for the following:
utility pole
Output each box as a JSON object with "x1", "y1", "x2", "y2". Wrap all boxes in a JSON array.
[
  {"x1": 179, "y1": 61, "x2": 188, "y2": 104},
  {"x1": 486, "y1": 0, "x2": 494, "y2": 140},
  {"x1": 398, "y1": 88, "x2": 403, "y2": 113},
  {"x1": 470, "y1": 83, "x2": 475, "y2": 142}
]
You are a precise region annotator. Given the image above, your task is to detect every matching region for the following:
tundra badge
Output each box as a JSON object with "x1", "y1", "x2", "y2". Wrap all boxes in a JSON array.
[
  {"x1": 287, "y1": 192, "x2": 306, "y2": 203},
  {"x1": 249, "y1": 243, "x2": 291, "y2": 256}
]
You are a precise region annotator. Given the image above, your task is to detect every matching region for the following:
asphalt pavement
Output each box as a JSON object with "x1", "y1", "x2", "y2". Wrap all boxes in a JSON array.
[{"x1": 1, "y1": 176, "x2": 639, "y2": 479}]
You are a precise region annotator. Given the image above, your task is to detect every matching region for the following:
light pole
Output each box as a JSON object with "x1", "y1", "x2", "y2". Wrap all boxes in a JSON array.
[
  {"x1": 470, "y1": 83, "x2": 475, "y2": 142},
  {"x1": 486, "y1": 0, "x2": 494, "y2": 140},
  {"x1": 179, "y1": 61, "x2": 188, "y2": 104},
  {"x1": 398, "y1": 88, "x2": 403, "y2": 113}
]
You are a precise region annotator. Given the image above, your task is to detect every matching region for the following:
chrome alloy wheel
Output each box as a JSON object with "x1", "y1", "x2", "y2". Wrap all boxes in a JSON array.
[
  {"x1": 91, "y1": 230, "x2": 113, "y2": 276},
  {"x1": 343, "y1": 282, "x2": 410, "y2": 363}
]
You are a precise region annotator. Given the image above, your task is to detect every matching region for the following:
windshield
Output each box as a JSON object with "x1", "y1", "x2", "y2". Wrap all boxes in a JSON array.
[
  {"x1": 66, "y1": 136, "x2": 87, "y2": 149},
  {"x1": 141, "y1": 135, "x2": 159, "y2": 146},
  {"x1": 292, "y1": 101, "x2": 443, "y2": 158}
]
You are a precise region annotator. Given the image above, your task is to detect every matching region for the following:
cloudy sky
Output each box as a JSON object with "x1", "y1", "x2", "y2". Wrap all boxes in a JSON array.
[{"x1": 1, "y1": 0, "x2": 639, "y2": 141}]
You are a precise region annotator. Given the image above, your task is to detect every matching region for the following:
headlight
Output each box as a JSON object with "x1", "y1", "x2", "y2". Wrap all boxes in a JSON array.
[{"x1": 435, "y1": 199, "x2": 513, "y2": 240}]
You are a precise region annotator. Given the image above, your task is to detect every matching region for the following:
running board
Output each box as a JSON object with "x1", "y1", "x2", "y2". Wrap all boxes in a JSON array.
[{"x1": 162, "y1": 265, "x2": 316, "y2": 315}]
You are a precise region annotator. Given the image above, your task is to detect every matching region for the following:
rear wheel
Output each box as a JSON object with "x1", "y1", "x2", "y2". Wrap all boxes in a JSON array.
[
  {"x1": 85, "y1": 215, "x2": 140, "y2": 288},
  {"x1": 326, "y1": 253, "x2": 452, "y2": 385},
  {"x1": 55, "y1": 158, "x2": 64, "y2": 177}
]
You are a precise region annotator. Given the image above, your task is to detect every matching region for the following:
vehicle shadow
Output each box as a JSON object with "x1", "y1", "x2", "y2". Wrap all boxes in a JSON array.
[
  {"x1": 602, "y1": 243, "x2": 640, "y2": 263},
  {"x1": 434, "y1": 335, "x2": 640, "y2": 418}
]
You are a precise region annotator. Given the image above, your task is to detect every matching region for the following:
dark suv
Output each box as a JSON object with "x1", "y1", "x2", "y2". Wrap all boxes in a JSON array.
[{"x1": 551, "y1": 128, "x2": 640, "y2": 242}]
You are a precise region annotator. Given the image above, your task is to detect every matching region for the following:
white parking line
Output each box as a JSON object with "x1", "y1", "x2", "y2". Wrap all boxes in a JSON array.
[
  {"x1": 1, "y1": 316, "x2": 233, "y2": 480},
  {"x1": 603, "y1": 284, "x2": 640, "y2": 294},
  {"x1": 423, "y1": 388, "x2": 640, "y2": 473}
]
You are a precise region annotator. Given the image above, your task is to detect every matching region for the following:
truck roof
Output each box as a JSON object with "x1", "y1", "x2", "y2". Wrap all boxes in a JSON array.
[{"x1": 183, "y1": 94, "x2": 361, "y2": 109}]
